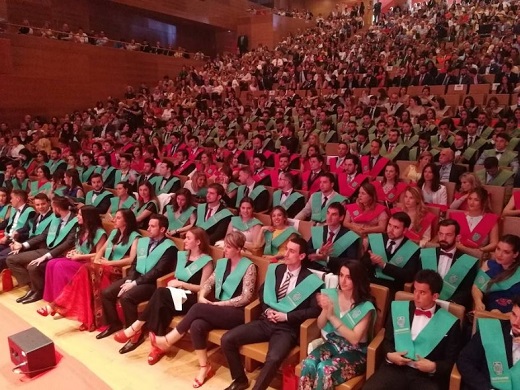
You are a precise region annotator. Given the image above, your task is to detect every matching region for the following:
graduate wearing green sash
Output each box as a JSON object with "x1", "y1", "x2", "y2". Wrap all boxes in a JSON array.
[
  {"x1": 262, "y1": 226, "x2": 299, "y2": 256},
  {"x1": 0, "y1": 204, "x2": 11, "y2": 222},
  {"x1": 0, "y1": 203, "x2": 35, "y2": 240},
  {"x1": 108, "y1": 195, "x2": 136, "y2": 216},
  {"x1": 165, "y1": 205, "x2": 196, "y2": 233}
]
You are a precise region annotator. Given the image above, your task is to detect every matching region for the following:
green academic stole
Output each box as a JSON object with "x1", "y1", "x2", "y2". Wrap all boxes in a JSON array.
[
  {"x1": 263, "y1": 227, "x2": 299, "y2": 256},
  {"x1": 263, "y1": 264, "x2": 323, "y2": 312},
  {"x1": 392, "y1": 301, "x2": 457, "y2": 360},
  {"x1": 368, "y1": 234, "x2": 419, "y2": 281},
  {"x1": 272, "y1": 190, "x2": 303, "y2": 210},
  {"x1": 7, "y1": 206, "x2": 34, "y2": 232},
  {"x1": 113, "y1": 170, "x2": 124, "y2": 184},
  {"x1": 157, "y1": 177, "x2": 180, "y2": 195},
  {"x1": 11, "y1": 178, "x2": 29, "y2": 191},
  {"x1": 478, "y1": 318, "x2": 520, "y2": 390},
  {"x1": 405, "y1": 135, "x2": 419, "y2": 149},
  {"x1": 80, "y1": 166, "x2": 96, "y2": 183},
  {"x1": 508, "y1": 138, "x2": 520, "y2": 151},
  {"x1": 135, "y1": 237, "x2": 175, "y2": 274},
  {"x1": 86, "y1": 190, "x2": 112, "y2": 207},
  {"x1": 480, "y1": 127, "x2": 494, "y2": 140},
  {"x1": 133, "y1": 201, "x2": 157, "y2": 216},
  {"x1": 149, "y1": 175, "x2": 162, "y2": 190},
  {"x1": 97, "y1": 166, "x2": 115, "y2": 183},
  {"x1": 488, "y1": 170, "x2": 515, "y2": 186},
  {"x1": 76, "y1": 228, "x2": 106, "y2": 254},
  {"x1": 420, "y1": 248, "x2": 478, "y2": 300},
  {"x1": 431, "y1": 135, "x2": 453, "y2": 148},
  {"x1": 489, "y1": 150, "x2": 516, "y2": 167},
  {"x1": 231, "y1": 216, "x2": 262, "y2": 232},
  {"x1": 321, "y1": 288, "x2": 375, "y2": 334},
  {"x1": 109, "y1": 196, "x2": 136, "y2": 214},
  {"x1": 196, "y1": 205, "x2": 233, "y2": 230},
  {"x1": 475, "y1": 266, "x2": 520, "y2": 293},
  {"x1": 104, "y1": 230, "x2": 141, "y2": 260},
  {"x1": 30, "y1": 214, "x2": 52, "y2": 237},
  {"x1": 30, "y1": 181, "x2": 51, "y2": 196},
  {"x1": 46, "y1": 216, "x2": 78, "y2": 249},
  {"x1": 462, "y1": 146, "x2": 479, "y2": 161},
  {"x1": 175, "y1": 251, "x2": 213, "y2": 282},
  {"x1": 311, "y1": 227, "x2": 359, "y2": 266},
  {"x1": 0, "y1": 205, "x2": 11, "y2": 221},
  {"x1": 214, "y1": 257, "x2": 252, "y2": 301},
  {"x1": 166, "y1": 205, "x2": 195, "y2": 231},
  {"x1": 311, "y1": 193, "x2": 346, "y2": 222},
  {"x1": 385, "y1": 144, "x2": 407, "y2": 160},
  {"x1": 235, "y1": 185, "x2": 267, "y2": 207},
  {"x1": 46, "y1": 159, "x2": 65, "y2": 174},
  {"x1": 227, "y1": 182, "x2": 238, "y2": 193}
]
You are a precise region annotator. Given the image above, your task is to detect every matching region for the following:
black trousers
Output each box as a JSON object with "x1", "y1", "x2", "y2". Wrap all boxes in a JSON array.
[
  {"x1": 363, "y1": 362, "x2": 442, "y2": 390},
  {"x1": 0, "y1": 246, "x2": 10, "y2": 272},
  {"x1": 28, "y1": 258, "x2": 50, "y2": 293},
  {"x1": 6, "y1": 248, "x2": 48, "y2": 287},
  {"x1": 101, "y1": 279, "x2": 156, "y2": 327},
  {"x1": 138, "y1": 287, "x2": 196, "y2": 335},
  {"x1": 175, "y1": 303, "x2": 244, "y2": 350},
  {"x1": 221, "y1": 318, "x2": 298, "y2": 390}
]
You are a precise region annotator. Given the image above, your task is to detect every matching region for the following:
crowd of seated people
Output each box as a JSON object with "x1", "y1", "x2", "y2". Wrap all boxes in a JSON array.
[{"x1": 0, "y1": 0, "x2": 520, "y2": 389}]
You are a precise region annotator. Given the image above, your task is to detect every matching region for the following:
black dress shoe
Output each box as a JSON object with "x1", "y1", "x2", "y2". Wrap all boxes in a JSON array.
[
  {"x1": 96, "y1": 325, "x2": 122, "y2": 340},
  {"x1": 118, "y1": 332, "x2": 145, "y2": 354},
  {"x1": 224, "y1": 379, "x2": 249, "y2": 390},
  {"x1": 21, "y1": 291, "x2": 43, "y2": 304},
  {"x1": 16, "y1": 290, "x2": 33, "y2": 303}
]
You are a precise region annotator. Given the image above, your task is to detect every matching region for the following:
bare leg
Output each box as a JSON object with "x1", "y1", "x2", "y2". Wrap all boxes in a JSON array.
[
  {"x1": 193, "y1": 349, "x2": 213, "y2": 388},
  {"x1": 123, "y1": 320, "x2": 145, "y2": 338},
  {"x1": 151, "y1": 328, "x2": 184, "y2": 351}
]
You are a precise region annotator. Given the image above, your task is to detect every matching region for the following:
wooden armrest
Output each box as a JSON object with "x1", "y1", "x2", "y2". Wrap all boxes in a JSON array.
[
  {"x1": 245, "y1": 299, "x2": 261, "y2": 323},
  {"x1": 403, "y1": 282, "x2": 413, "y2": 292},
  {"x1": 157, "y1": 272, "x2": 175, "y2": 288},
  {"x1": 366, "y1": 328, "x2": 385, "y2": 379},
  {"x1": 299, "y1": 318, "x2": 319, "y2": 362},
  {"x1": 122, "y1": 265, "x2": 130, "y2": 278},
  {"x1": 449, "y1": 364, "x2": 461, "y2": 390}
]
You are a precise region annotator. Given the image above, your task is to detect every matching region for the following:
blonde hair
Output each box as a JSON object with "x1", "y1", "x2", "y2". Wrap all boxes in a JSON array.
[
  {"x1": 402, "y1": 186, "x2": 428, "y2": 233},
  {"x1": 224, "y1": 231, "x2": 246, "y2": 250},
  {"x1": 459, "y1": 172, "x2": 482, "y2": 194}
]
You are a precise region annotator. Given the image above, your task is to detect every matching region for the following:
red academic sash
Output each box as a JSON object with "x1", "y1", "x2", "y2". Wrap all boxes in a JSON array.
[
  {"x1": 347, "y1": 203, "x2": 387, "y2": 223},
  {"x1": 373, "y1": 181, "x2": 407, "y2": 204},
  {"x1": 273, "y1": 154, "x2": 299, "y2": 169},
  {"x1": 453, "y1": 192, "x2": 468, "y2": 210},
  {"x1": 360, "y1": 155, "x2": 389, "y2": 177},
  {"x1": 301, "y1": 170, "x2": 321, "y2": 193},
  {"x1": 196, "y1": 163, "x2": 218, "y2": 177},
  {"x1": 252, "y1": 168, "x2": 271, "y2": 184},
  {"x1": 337, "y1": 173, "x2": 368, "y2": 198},
  {"x1": 222, "y1": 149, "x2": 244, "y2": 161},
  {"x1": 450, "y1": 211, "x2": 499, "y2": 248},
  {"x1": 391, "y1": 208, "x2": 435, "y2": 242},
  {"x1": 328, "y1": 157, "x2": 345, "y2": 173},
  {"x1": 514, "y1": 191, "x2": 520, "y2": 210},
  {"x1": 173, "y1": 161, "x2": 195, "y2": 176},
  {"x1": 121, "y1": 143, "x2": 134, "y2": 153},
  {"x1": 188, "y1": 148, "x2": 203, "y2": 161},
  {"x1": 270, "y1": 169, "x2": 299, "y2": 188}
]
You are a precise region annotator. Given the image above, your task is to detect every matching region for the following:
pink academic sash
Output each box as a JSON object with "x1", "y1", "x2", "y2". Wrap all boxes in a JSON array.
[
  {"x1": 453, "y1": 192, "x2": 469, "y2": 210},
  {"x1": 347, "y1": 203, "x2": 387, "y2": 223},
  {"x1": 450, "y1": 211, "x2": 498, "y2": 249},
  {"x1": 301, "y1": 170, "x2": 321, "y2": 193},
  {"x1": 360, "y1": 155, "x2": 389, "y2": 177},
  {"x1": 222, "y1": 149, "x2": 245, "y2": 161},
  {"x1": 373, "y1": 181, "x2": 407, "y2": 204},
  {"x1": 274, "y1": 153, "x2": 299, "y2": 169},
  {"x1": 514, "y1": 191, "x2": 520, "y2": 210},
  {"x1": 337, "y1": 173, "x2": 368, "y2": 198},
  {"x1": 173, "y1": 161, "x2": 195, "y2": 176},
  {"x1": 252, "y1": 168, "x2": 271, "y2": 184},
  {"x1": 328, "y1": 157, "x2": 345, "y2": 173},
  {"x1": 391, "y1": 208, "x2": 435, "y2": 242},
  {"x1": 196, "y1": 163, "x2": 218, "y2": 177},
  {"x1": 188, "y1": 148, "x2": 204, "y2": 161}
]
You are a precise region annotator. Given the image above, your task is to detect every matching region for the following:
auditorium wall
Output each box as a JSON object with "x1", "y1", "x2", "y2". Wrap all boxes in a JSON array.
[{"x1": 0, "y1": 34, "x2": 204, "y2": 127}]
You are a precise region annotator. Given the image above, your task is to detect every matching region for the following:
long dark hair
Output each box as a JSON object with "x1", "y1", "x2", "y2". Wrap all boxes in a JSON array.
[
  {"x1": 65, "y1": 168, "x2": 84, "y2": 191},
  {"x1": 418, "y1": 163, "x2": 441, "y2": 191},
  {"x1": 338, "y1": 260, "x2": 375, "y2": 309},
  {"x1": 113, "y1": 208, "x2": 138, "y2": 246},
  {"x1": 487, "y1": 234, "x2": 520, "y2": 291},
  {"x1": 78, "y1": 206, "x2": 103, "y2": 248},
  {"x1": 138, "y1": 181, "x2": 159, "y2": 207},
  {"x1": 173, "y1": 188, "x2": 194, "y2": 212}
]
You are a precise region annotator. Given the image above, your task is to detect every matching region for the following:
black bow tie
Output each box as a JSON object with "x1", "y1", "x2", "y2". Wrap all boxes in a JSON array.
[
  {"x1": 282, "y1": 191, "x2": 290, "y2": 197},
  {"x1": 93, "y1": 191, "x2": 102, "y2": 195},
  {"x1": 440, "y1": 251, "x2": 453, "y2": 258}
]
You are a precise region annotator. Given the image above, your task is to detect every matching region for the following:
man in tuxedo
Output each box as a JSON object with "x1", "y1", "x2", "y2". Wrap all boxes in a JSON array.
[
  {"x1": 457, "y1": 295, "x2": 520, "y2": 390},
  {"x1": 361, "y1": 69, "x2": 378, "y2": 88},
  {"x1": 84, "y1": 173, "x2": 114, "y2": 214},
  {"x1": 364, "y1": 95, "x2": 381, "y2": 120},
  {"x1": 7, "y1": 196, "x2": 78, "y2": 304},
  {"x1": 438, "y1": 148, "x2": 467, "y2": 187},
  {"x1": 418, "y1": 219, "x2": 478, "y2": 309},
  {"x1": 478, "y1": 55, "x2": 500, "y2": 75},
  {"x1": 221, "y1": 236, "x2": 323, "y2": 390},
  {"x1": 363, "y1": 212, "x2": 420, "y2": 296},
  {"x1": 494, "y1": 62, "x2": 519, "y2": 85},
  {"x1": 306, "y1": 202, "x2": 360, "y2": 273},
  {"x1": 272, "y1": 173, "x2": 305, "y2": 218},
  {"x1": 96, "y1": 153, "x2": 117, "y2": 189},
  {"x1": 301, "y1": 155, "x2": 325, "y2": 193},
  {"x1": 233, "y1": 166, "x2": 270, "y2": 212},
  {"x1": 475, "y1": 157, "x2": 515, "y2": 202},
  {"x1": 456, "y1": 66, "x2": 472, "y2": 85},
  {"x1": 194, "y1": 183, "x2": 233, "y2": 244},
  {"x1": 224, "y1": 137, "x2": 248, "y2": 165},
  {"x1": 270, "y1": 152, "x2": 301, "y2": 188},
  {"x1": 384, "y1": 129, "x2": 410, "y2": 161},
  {"x1": 136, "y1": 158, "x2": 159, "y2": 188},
  {"x1": 364, "y1": 270, "x2": 461, "y2": 390},
  {"x1": 329, "y1": 142, "x2": 349, "y2": 173},
  {"x1": 155, "y1": 160, "x2": 181, "y2": 195},
  {"x1": 435, "y1": 67, "x2": 457, "y2": 86},
  {"x1": 98, "y1": 214, "x2": 177, "y2": 353},
  {"x1": 412, "y1": 65, "x2": 434, "y2": 86},
  {"x1": 383, "y1": 93, "x2": 405, "y2": 117},
  {"x1": 360, "y1": 139, "x2": 390, "y2": 178},
  {"x1": 173, "y1": 149, "x2": 196, "y2": 176},
  {"x1": 392, "y1": 67, "x2": 411, "y2": 87},
  {"x1": 476, "y1": 133, "x2": 519, "y2": 174}
]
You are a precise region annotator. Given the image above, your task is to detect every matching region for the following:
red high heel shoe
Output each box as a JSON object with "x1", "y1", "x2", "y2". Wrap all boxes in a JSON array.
[
  {"x1": 193, "y1": 364, "x2": 214, "y2": 388},
  {"x1": 147, "y1": 346, "x2": 166, "y2": 365},
  {"x1": 114, "y1": 326, "x2": 141, "y2": 344},
  {"x1": 36, "y1": 306, "x2": 56, "y2": 317}
]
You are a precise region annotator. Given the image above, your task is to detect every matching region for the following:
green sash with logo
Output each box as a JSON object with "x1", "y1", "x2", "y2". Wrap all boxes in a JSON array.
[
  {"x1": 273, "y1": 190, "x2": 304, "y2": 210},
  {"x1": 368, "y1": 234, "x2": 419, "y2": 281},
  {"x1": 478, "y1": 318, "x2": 520, "y2": 390},
  {"x1": 30, "y1": 181, "x2": 51, "y2": 196},
  {"x1": 166, "y1": 205, "x2": 195, "y2": 231},
  {"x1": 109, "y1": 196, "x2": 136, "y2": 215},
  {"x1": 46, "y1": 159, "x2": 65, "y2": 174},
  {"x1": 80, "y1": 166, "x2": 97, "y2": 183},
  {"x1": 385, "y1": 144, "x2": 407, "y2": 161},
  {"x1": 404, "y1": 135, "x2": 419, "y2": 149},
  {"x1": 263, "y1": 263, "x2": 323, "y2": 312},
  {"x1": 311, "y1": 227, "x2": 359, "y2": 267},
  {"x1": 175, "y1": 251, "x2": 213, "y2": 282},
  {"x1": 231, "y1": 216, "x2": 262, "y2": 232},
  {"x1": 322, "y1": 288, "x2": 375, "y2": 334},
  {"x1": 29, "y1": 214, "x2": 53, "y2": 237},
  {"x1": 46, "y1": 216, "x2": 78, "y2": 249},
  {"x1": 462, "y1": 146, "x2": 479, "y2": 162},
  {"x1": 6, "y1": 206, "x2": 34, "y2": 233},
  {"x1": 104, "y1": 230, "x2": 141, "y2": 260},
  {"x1": 0, "y1": 205, "x2": 11, "y2": 221},
  {"x1": 136, "y1": 237, "x2": 175, "y2": 274},
  {"x1": 475, "y1": 266, "x2": 520, "y2": 292},
  {"x1": 263, "y1": 227, "x2": 299, "y2": 256},
  {"x1": 235, "y1": 185, "x2": 267, "y2": 207},
  {"x1": 311, "y1": 193, "x2": 346, "y2": 223},
  {"x1": 214, "y1": 257, "x2": 252, "y2": 301},
  {"x1": 486, "y1": 170, "x2": 515, "y2": 186},
  {"x1": 76, "y1": 228, "x2": 106, "y2": 254},
  {"x1": 97, "y1": 166, "x2": 115, "y2": 183},
  {"x1": 133, "y1": 200, "x2": 158, "y2": 216},
  {"x1": 11, "y1": 178, "x2": 29, "y2": 191},
  {"x1": 149, "y1": 175, "x2": 162, "y2": 190},
  {"x1": 156, "y1": 176, "x2": 180, "y2": 195},
  {"x1": 392, "y1": 300, "x2": 457, "y2": 360},
  {"x1": 196, "y1": 205, "x2": 233, "y2": 231},
  {"x1": 420, "y1": 248, "x2": 478, "y2": 300},
  {"x1": 86, "y1": 190, "x2": 112, "y2": 207}
]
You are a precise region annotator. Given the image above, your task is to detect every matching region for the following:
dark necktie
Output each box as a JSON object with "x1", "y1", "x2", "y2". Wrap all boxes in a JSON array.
[
  {"x1": 206, "y1": 207, "x2": 213, "y2": 220},
  {"x1": 468, "y1": 136, "x2": 474, "y2": 146},
  {"x1": 277, "y1": 272, "x2": 293, "y2": 300},
  {"x1": 326, "y1": 230, "x2": 335, "y2": 244},
  {"x1": 148, "y1": 239, "x2": 159, "y2": 255},
  {"x1": 387, "y1": 240, "x2": 396, "y2": 253},
  {"x1": 244, "y1": 187, "x2": 250, "y2": 197},
  {"x1": 321, "y1": 196, "x2": 328, "y2": 209},
  {"x1": 388, "y1": 144, "x2": 395, "y2": 153},
  {"x1": 414, "y1": 309, "x2": 432, "y2": 318},
  {"x1": 440, "y1": 251, "x2": 453, "y2": 258}
]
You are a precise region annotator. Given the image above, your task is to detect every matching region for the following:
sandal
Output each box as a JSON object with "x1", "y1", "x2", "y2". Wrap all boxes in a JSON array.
[
  {"x1": 36, "y1": 306, "x2": 56, "y2": 317},
  {"x1": 193, "y1": 364, "x2": 214, "y2": 388},
  {"x1": 114, "y1": 324, "x2": 140, "y2": 343},
  {"x1": 149, "y1": 331, "x2": 171, "y2": 352},
  {"x1": 147, "y1": 346, "x2": 166, "y2": 365}
]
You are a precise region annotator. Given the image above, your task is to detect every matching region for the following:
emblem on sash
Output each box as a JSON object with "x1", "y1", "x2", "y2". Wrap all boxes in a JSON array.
[
  {"x1": 352, "y1": 308, "x2": 361, "y2": 318},
  {"x1": 388, "y1": 193, "x2": 395, "y2": 199},
  {"x1": 292, "y1": 292, "x2": 302, "y2": 302},
  {"x1": 394, "y1": 256, "x2": 404, "y2": 265},
  {"x1": 353, "y1": 210, "x2": 360, "y2": 216},
  {"x1": 352, "y1": 182, "x2": 358, "y2": 188},
  {"x1": 448, "y1": 275, "x2": 458, "y2": 284},
  {"x1": 397, "y1": 316, "x2": 405, "y2": 328},
  {"x1": 476, "y1": 275, "x2": 485, "y2": 285},
  {"x1": 472, "y1": 233, "x2": 481, "y2": 241},
  {"x1": 138, "y1": 247, "x2": 147, "y2": 257},
  {"x1": 493, "y1": 361, "x2": 503, "y2": 376},
  {"x1": 363, "y1": 166, "x2": 369, "y2": 172}
]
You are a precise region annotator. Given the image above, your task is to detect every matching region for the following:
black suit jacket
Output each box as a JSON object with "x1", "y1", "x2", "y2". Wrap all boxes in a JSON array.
[
  {"x1": 435, "y1": 73, "x2": 457, "y2": 86},
  {"x1": 384, "y1": 141, "x2": 409, "y2": 161},
  {"x1": 306, "y1": 226, "x2": 359, "y2": 274},
  {"x1": 383, "y1": 301, "x2": 461, "y2": 388},
  {"x1": 362, "y1": 234, "x2": 420, "y2": 295},
  {"x1": 392, "y1": 75, "x2": 411, "y2": 87},
  {"x1": 457, "y1": 320, "x2": 513, "y2": 390},
  {"x1": 282, "y1": 191, "x2": 306, "y2": 218},
  {"x1": 412, "y1": 73, "x2": 435, "y2": 86},
  {"x1": 127, "y1": 237, "x2": 177, "y2": 285},
  {"x1": 448, "y1": 164, "x2": 467, "y2": 188},
  {"x1": 137, "y1": 173, "x2": 159, "y2": 188},
  {"x1": 0, "y1": 204, "x2": 35, "y2": 241},
  {"x1": 89, "y1": 189, "x2": 113, "y2": 214},
  {"x1": 258, "y1": 265, "x2": 322, "y2": 330},
  {"x1": 28, "y1": 211, "x2": 53, "y2": 237},
  {"x1": 195, "y1": 204, "x2": 232, "y2": 245},
  {"x1": 93, "y1": 124, "x2": 116, "y2": 138},
  {"x1": 26, "y1": 214, "x2": 77, "y2": 258}
]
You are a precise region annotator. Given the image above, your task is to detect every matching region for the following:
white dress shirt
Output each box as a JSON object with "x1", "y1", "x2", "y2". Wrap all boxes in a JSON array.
[{"x1": 438, "y1": 247, "x2": 457, "y2": 279}]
